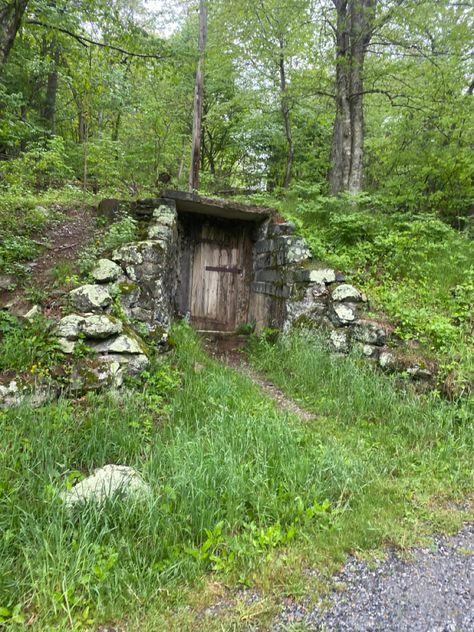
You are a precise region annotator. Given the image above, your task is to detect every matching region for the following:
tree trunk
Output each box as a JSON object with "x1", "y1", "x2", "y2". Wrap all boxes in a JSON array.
[
  {"x1": 278, "y1": 39, "x2": 294, "y2": 190},
  {"x1": 0, "y1": 0, "x2": 29, "y2": 71},
  {"x1": 112, "y1": 111, "x2": 121, "y2": 142},
  {"x1": 329, "y1": 2, "x2": 351, "y2": 195},
  {"x1": 329, "y1": 0, "x2": 376, "y2": 195},
  {"x1": 41, "y1": 43, "x2": 60, "y2": 134},
  {"x1": 188, "y1": 0, "x2": 208, "y2": 192}
]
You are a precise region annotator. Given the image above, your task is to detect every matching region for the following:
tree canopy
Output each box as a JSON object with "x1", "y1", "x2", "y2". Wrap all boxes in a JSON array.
[{"x1": 0, "y1": 0, "x2": 472, "y2": 219}]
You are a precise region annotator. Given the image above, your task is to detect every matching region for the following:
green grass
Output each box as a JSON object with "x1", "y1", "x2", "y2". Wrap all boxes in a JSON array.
[
  {"x1": 0, "y1": 313, "x2": 63, "y2": 374},
  {"x1": 249, "y1": 329, "x2": 474, "y2": 523},
  {"x1": 0, "y1": 324, "x2": 353, "y2": 629},
  {"x1": 1, "y1": 324, "x2": 473, "y2": 630}
]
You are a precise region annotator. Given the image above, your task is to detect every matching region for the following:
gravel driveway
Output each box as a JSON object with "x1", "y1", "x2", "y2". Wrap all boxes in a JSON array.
[{"x1": 273, "y1": 523, "x2": 474, "y2": 632}]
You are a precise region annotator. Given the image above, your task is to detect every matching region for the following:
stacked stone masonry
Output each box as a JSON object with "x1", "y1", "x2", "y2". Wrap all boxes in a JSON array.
[
  {"x1": 53, "y1": 201, "x2": 179, "y2": 393},
  {"x1": 248, "y1": 219, "x2": 433, "y2": 382}
]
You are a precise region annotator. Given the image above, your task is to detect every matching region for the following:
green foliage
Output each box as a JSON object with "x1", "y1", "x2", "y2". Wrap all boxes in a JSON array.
[
  {"x1": 1, "y1": 137, "x2": 74, "y2": 191},
  {"x1": 249, "y1": 327, "x2": 474, "y2": 493},
  {"x1": 0, "y1": 314, "x2": 63, "y2": 373},
  {"x1": 101, "y1": 214, "x2": 137, "y2": 251},
  {"x1": 0, "y1": 324, "x2": 357, "y2": 627},
  {"x1": 0, "y1": 235, "x2": 40, "y2": 273},
  {"x1": 279, "y1": 191, "x2": 473, "y2": 389},
  {"x1": 79, "y1": 213, "x2": 137, "y2": 274}
]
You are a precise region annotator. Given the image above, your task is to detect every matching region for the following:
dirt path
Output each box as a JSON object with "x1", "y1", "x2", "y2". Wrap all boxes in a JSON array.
[
  {"x1": 202, "y1": 334, "x2": 313, "y2": 421},
  {"x1": 31, "y1": 204, "x2": 97, "y2": 286},
  {"x1": 0, "y1": 204, "x2": 97, "y2": 316}
]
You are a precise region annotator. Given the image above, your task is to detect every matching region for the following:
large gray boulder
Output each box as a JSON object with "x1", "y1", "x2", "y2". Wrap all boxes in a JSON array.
[
  {"x1": 61, "y1": 464, "x2": 150, "y2": 507},
  {"x1": 69, "y1": 284, "x2": 112, "y2": 313},
  {"x1": 91, "y1": 258, "x2": 122, "y2": 283}
]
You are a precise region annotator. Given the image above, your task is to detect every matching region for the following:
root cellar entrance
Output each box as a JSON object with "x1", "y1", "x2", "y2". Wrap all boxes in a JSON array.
[
  {"x1": 177, "y1": 213, "x2": 254, "y2": 332},
  {"x1": 163, "y1": 190, "x2": 274, "y2": 334}
]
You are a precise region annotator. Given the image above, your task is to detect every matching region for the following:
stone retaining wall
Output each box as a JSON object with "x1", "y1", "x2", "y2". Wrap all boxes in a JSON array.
[
  {"x1": 248, "y1": 219, "x2": 434, "y2": 383},
  {"x1": 0, "y1": 198, "x2": 435, "y2": 409}
]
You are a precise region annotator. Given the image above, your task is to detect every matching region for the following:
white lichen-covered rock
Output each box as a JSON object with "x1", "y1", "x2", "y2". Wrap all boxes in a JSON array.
[
  {"x1": 0, "y1": 380, "x2": 54, "y2": 409},
  {"x1": 152, "y1": 203, "x2": 177, "y2": 226},
  {"x1": 353, "y1": 343, "x2": 379, "y2": 358},
  {"x1": 286, "y1": 239, "x2": 312, "y2": 264},
  {"x1": 379, "y1": 351, "x2": 395, "y2": 370},
  {"x1": 407, "y1": 366, "x2": 433, "y2": 380},
  {"x1": 56, "y1": 314, "x2": 85, "y2": 339},
  {"x1": 82, "y1": 315, "x2": 123, "y2": 339},
  {"x1": 61, "y1": 464, "x2": 150, "y2": 507},
  {"x1": 123, "y1": 353, "x2": 150, "y2": 375},
  {"x1": 284, "y1": 283, "x2": 329, "y2": 332},
  {"x1": 0, "y1": 380, "x2": 21, "y2": 408},
  {"x1": 24, "y1": 304, "x2": 41, "y2": 321},
  {"x1": 353, "y1": 321, "x2": 388, "y2": 346},
  {"x1": 332, "y1": 303, "x2": 357, "y2": 324},
  {"x1": 308, "y1": 268, "x2": 336, "y2": 284},
  {"x1": 70, "y1": 357, "x2": 125, "y2": 391},
  {"x1": 91, "y1": 333, "x2": 146, "y2": 355},
  {"x1": 69, "y1": 284, "x2": 112, "y2": 313},
  {"x1": 362, "y1": 344, "x2": 377, "y2": 358},
  {"x1": 57, "y1": 338, "x2": 76, "y2": 354},
  {"x1": 147, "y1": 224, "x2": 174, "y2": 241},
  {"x1": 330, "y1": 329, "x2": 351, "y2": 353},
  {"x1": 112, "y1": 244, "x2": 143, "y2": 265},
  {"x1": 91, "y1": 258, "x2": 122, "y2": 283},
  {"x1": 110, "y1": 353, "x2": 150, "y2": 374},
  {"x1": 332, "y1": 284, "x2": 363, "y2": 303}
]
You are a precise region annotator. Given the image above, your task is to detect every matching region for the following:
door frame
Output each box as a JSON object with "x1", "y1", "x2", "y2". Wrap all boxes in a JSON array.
[{"x1": 177, "y1": 213, "x2": 253, "y2": 333}]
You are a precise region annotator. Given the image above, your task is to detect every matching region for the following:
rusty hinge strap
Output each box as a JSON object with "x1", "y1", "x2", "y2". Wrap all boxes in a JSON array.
[{"x1": 205, "y1": 266, "x2": 242, "y2": 274}]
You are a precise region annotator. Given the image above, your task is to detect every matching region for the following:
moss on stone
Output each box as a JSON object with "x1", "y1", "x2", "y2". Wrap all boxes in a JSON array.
[
  {"x1": 118, "y1": 282, "x2": 138, "y2": 295},
  {"x1": 122, "y1": 325, "x2": 150, "y2": 356},
  {"x1": 291, "y1": 314, "x2": 315, "y2": 330}
]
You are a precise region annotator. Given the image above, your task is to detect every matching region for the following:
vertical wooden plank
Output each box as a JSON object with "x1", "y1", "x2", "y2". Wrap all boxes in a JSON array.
[{"x1": 189, "y1": 218, "x2": 252, "y2": 331}]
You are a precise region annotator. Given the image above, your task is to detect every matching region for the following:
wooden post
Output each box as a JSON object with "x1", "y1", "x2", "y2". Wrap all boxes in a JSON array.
[{"x1": 189, "y1": 0, "x2": 208, "y2": 192}]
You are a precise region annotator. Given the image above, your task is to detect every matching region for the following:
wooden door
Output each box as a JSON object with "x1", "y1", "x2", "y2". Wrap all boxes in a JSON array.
[{"x1": 190, "y1": 222, "x2": 249, "y2": 331}]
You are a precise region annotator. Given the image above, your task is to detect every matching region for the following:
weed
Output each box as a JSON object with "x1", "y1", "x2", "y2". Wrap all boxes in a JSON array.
[
  {"x1": 52, "y1": 262, "x2": 75, "y2": 286},
  {"x1": 0, "y1": 314, "x2": 63, "y2": 373},
  {"x1": 24, "y1": 283, "x2": 48, "y2": 305},
  {"x1": 0, "y1": 235, "x2": 39, "y2": 273}
]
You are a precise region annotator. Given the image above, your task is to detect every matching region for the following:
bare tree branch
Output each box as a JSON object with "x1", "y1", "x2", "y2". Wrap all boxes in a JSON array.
[{"x1": 26, "y1": 19, "x2": 168, "y2": 60}]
